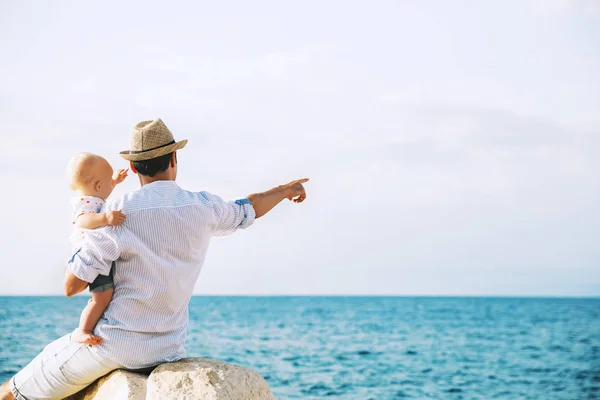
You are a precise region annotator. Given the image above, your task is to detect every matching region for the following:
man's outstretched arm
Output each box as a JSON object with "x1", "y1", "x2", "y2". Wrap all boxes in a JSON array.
[{"x1": 248, "y1": 178, "x2": 309, "y2": 219}]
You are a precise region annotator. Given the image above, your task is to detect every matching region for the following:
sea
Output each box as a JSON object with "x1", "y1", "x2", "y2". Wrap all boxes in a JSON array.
[{"x1": 0, "y1": 296, "x2": 598, "y2": 399}]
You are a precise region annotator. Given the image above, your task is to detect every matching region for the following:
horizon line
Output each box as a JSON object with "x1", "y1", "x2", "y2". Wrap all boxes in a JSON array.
[{"x1": 0, "y1": 294, "x2": 598, "y2": 299}]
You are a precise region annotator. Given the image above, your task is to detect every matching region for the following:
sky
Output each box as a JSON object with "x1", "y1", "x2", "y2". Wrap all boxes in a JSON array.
[{"x1": 0, "y1": 0, "x2": 599, "y2": 296}]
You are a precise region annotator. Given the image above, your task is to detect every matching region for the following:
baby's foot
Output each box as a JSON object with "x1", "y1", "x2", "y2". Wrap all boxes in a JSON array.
[{"x1": 72, "y1": 329, "x2": 103, "y2": 346}]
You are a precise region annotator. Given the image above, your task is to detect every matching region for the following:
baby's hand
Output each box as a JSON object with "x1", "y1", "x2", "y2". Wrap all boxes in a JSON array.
[
  {"x1": 106, "y1": 210, "x2": 126, "y2": 226},
  {"x1": 113, "y1": 169, "x2": 129, "y2": 184}
]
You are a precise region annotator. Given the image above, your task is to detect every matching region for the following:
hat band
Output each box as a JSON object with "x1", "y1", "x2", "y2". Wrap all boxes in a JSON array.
[{"x1": 129, "y1": 140, "x2": 175, "y2": 154}]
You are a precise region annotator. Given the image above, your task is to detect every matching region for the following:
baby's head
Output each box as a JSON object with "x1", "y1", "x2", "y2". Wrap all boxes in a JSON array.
[{"x1": 67, "y1": 153, "x2": 116, "y2": 200}]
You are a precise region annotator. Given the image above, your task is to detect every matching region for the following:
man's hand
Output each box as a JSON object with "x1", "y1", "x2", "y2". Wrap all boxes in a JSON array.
[
  {"x1": 284, "y1": 178, "x2": 309, "y2": 203},
  {"x1": 105, "y1": 210, "x2": 126, "y2": 226},
  {"x1": 247, "y1": 178, "x2": 310, "y2": 219},
  {"x1": 113, "y1": 169, "x2": 129, "y2": 185}
]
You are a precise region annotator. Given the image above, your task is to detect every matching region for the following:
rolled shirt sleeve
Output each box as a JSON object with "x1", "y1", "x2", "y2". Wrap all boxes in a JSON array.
[
  {"x1": 202, "y1": 192, "x2": 256, "y2": 236},
  {"x1": 68, "y1": 227, "x2": 120, "y2": 283}
]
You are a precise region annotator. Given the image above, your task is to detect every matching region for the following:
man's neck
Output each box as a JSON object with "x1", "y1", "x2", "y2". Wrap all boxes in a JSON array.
[{"x1": 139, "y1": 174, "x2": 175, "y2": 187}]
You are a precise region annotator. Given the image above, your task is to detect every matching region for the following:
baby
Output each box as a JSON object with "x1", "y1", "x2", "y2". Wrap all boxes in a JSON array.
[{"x1": 67, "y1": 152, "x2": 128, "y2": 345}]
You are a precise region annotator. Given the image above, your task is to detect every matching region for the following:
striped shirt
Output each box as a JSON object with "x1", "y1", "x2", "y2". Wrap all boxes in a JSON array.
[{"x1": 68, "y1": 180, "x2": 255, "y2": 368}]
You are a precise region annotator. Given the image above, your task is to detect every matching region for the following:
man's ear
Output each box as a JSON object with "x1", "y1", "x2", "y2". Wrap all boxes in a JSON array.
[
  {"x1": 130, "y1": 161, "x2": 138, "y2": 174},
  {"x1": 171, "y1": 152, "x2": 177, "y2": 168}
]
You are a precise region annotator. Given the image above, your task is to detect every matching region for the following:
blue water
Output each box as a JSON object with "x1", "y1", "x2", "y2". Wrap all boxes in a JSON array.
[{"x1": 0, "y1": 297, "x2": 598, "y2": 399}]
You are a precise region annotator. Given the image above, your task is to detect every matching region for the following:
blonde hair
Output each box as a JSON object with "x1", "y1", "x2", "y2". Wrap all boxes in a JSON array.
[{"x1": 66, "y1": 153, "x2": 104, "y2": 191}]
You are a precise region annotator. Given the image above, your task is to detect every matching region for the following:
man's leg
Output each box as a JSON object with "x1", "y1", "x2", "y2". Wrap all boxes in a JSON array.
[
  {"x1": 0, "y1": 380, "x2": 16, "y2": 400},
  {"x1": 8, "y1": 333, "x2": 121, "y2": 400}
]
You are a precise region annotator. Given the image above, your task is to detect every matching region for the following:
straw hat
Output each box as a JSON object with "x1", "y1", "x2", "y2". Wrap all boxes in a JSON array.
[{"x1": 120, "y1": 118, "x2": 188, "y2": 161}]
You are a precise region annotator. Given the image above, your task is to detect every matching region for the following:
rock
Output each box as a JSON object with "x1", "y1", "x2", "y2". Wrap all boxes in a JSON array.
[
  {"x1": 147, "y1": 358, "x2": 275, "y2": 400},
  {"x1": 64, "y1": 370, "x2": 147, "y2": 400},
  {"x1": 64, "y1": 358, "x2": 275, "y2": 400}
]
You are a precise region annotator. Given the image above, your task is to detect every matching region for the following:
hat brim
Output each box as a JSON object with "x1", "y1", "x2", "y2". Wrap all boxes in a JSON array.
[{"x1": 119, "y1": 139, "x2": 188, "y2": 161}]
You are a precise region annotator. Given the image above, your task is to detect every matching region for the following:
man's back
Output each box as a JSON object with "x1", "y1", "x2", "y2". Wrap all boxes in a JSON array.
[{"x1": 76, "y1": 180, "x2": 255, "y2": 368}]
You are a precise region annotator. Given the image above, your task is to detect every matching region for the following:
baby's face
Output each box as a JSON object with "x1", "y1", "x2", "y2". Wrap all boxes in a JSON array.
[{"x1": 94, "y1": 159, "x2": 116, "y2": 200}]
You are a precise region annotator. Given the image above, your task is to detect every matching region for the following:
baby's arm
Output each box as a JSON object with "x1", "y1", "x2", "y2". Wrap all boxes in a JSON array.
[
  {"x1": 73, "y1": 288, "x2": 113, "y2": 346},
  {"x1": 75, "y1": 210, "x2": 126, "y2": 229},
  {"x1": 113, "y1": 169, "x2": 128, "y2": 185}
]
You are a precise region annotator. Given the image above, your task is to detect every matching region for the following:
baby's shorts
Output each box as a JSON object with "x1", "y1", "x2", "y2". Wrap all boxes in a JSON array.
[{"x1": 89, "y1": 261, "x2": 115, "y2": 293}]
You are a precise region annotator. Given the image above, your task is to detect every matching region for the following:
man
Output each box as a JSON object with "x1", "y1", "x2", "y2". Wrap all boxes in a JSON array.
[{"x1": 1, "y1": 118, "x2": 309, "y2": 400}]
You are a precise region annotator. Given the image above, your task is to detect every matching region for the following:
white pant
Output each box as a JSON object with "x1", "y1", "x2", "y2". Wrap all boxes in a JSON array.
[{"x1": 10, "y1": 333, "x2": 122, "y2": 400}]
